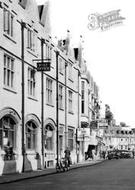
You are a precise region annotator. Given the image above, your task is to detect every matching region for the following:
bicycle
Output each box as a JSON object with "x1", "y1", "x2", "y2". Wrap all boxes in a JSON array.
[{"x1": 56, "y1": 157, "x2": 70, "y2": 172}]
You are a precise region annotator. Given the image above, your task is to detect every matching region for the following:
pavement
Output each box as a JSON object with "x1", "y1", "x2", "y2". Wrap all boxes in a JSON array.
[{"x1": 0, "y1": 159, "x2": 104, "y2": 184}]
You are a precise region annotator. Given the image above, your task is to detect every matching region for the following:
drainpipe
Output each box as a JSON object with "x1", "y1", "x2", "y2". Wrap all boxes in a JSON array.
[
  {"x1": 65, "y1": 62, "x2": 68, "y2": 149},
  {"x1": 77, "y1": 70, "x2": 80, "y2": 162},
  {"x1": 41, "y1": 38, "x2": 45, "y2": 169},
  {"x1": 21, "y1": 21, "x2": 26, "y2": 173},
  {"x1": 56, "y1": 51, "x2": 59, "y2": 166}
]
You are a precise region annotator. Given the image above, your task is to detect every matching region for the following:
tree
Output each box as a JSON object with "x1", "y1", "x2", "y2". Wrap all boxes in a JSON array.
[{"x1": 105, "y1": 104, "x2": 113, "y2": 125}]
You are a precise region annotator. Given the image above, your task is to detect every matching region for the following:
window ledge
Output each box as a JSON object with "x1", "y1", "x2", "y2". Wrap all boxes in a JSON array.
[
  {"x1": 68, "y1": 78, "x2": 74, "y2": 83},
  {"x1": 46, "y1": 103, "x2": 54, "y2": 107},
  {"x1": 81, "y1": 114, "x2": 88, "y2": 118},
  {"x1": 26, "y1": 150, "x2": 36, "y2": 155},
  {"x1": 27, "y1": 96, "x2": 38, "y2": 102},
  {"x1": 68, "y1": 111, "x2": 74, "y2": 115},
  {"x1": 59, "y1": 108, "x2": 64, "y2": 111},
  {"x1": 3, "y1": 86, "x2": 17, "y2": 94},
  {"x1": 27, "y1": 49, "x2": 38, "y2": 58},
  {"x1": 3, "y1": 33, "x2": 16, "y2": 44},
  {"x1": 59, "y1": 72, "x2": 64, "y2": 76}
]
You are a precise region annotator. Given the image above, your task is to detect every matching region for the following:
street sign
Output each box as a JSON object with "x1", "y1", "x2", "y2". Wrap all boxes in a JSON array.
[{"x1": 37, "y1": 62, "x2": 51, "y2": 71}]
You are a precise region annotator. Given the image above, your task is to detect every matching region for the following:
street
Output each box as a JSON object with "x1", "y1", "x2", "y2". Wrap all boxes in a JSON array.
[{"x1": 1, "y1": 159, "x2": 135, "y2": 190}]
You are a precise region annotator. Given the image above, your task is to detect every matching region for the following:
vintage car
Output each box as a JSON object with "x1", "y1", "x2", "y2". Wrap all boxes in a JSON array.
[
  {"x1": 107, "y1": 150, "x2": 120, "y2": 160},
  {"x1": 118, "y1": 150, "x2": 132, "y2": 159}
]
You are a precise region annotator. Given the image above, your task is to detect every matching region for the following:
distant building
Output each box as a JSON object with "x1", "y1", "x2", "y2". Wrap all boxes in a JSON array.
[{"x1": 103, "y1": 125, "x2": 135, "y2": 151}]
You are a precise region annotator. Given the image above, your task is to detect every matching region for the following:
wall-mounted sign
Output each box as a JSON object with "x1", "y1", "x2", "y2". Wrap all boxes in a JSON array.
[{"x1": 37, "y1": 62, "x2": 51, "y2": 71}]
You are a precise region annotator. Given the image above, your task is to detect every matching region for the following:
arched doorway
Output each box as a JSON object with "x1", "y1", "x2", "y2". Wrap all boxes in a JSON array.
[
  {"x1": 25, "y1": 114, "x2": 41, "y2": 153},
  {"x1": 45, "y1": 124, "x2": 54, "y2": 151},
  {"x1": 0, "y1": 116, "x2": 16, "y2": 158},
  {"x1": 0, "y1": 107, "x2": 21, "y2": 174},
  {"x1": 0, "y1": 108, "x2": 20, "y2": 157},
  {"x1": 24, "y1": 114, "x2": 41, "y2": 171}
]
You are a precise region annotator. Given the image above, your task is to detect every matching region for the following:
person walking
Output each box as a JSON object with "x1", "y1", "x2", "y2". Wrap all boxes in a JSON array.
[{"x1": 64, "y1": 147, "x2": 71, "y2": 166}]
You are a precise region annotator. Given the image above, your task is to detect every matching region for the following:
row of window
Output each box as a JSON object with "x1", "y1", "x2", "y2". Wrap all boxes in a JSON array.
[
  {"x1": 3, "y1": 6, "x2": 51, "y2": 58},
  {"x1": 0, "y1": 116, "x2": 74, "y2": 151},
  {"x1": 3, "y1": 6, "x2": 74, "y2": 80},
  {"x1": 116, "y1": 130, "x2": 133, "y2": 135},
  {"x1": 3, "y1": 54, "x2": 73, "y2": 112}
]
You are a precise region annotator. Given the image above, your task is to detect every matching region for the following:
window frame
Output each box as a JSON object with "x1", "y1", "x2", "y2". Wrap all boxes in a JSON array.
[
  {"x1": 3, "y1": 53, "x2": 15, "y2": 89},
  {"x1": 68, "y1": 90, "x2": 73, "y2": 113},
  {"x1": 68, "y1": 128, "x2": 74, "y2": 151},
  {"x1": 59, "y1": 57, "x2": 64, "y2": 74},
  {"x1": 28, "y1": 67, "x2": 36, "y2": 97},
  {"x1": 27, "y1": 27, "x2": 37, "y2": 53},
  {"x1": 3, "y1": 7, "x2": 14, "y2": 38},
  {"x1": 59, "y1": 84, "x2": 63, "y2": 109},
  {"x1": 68, "y1": 62, "x2": 73, "y2": 80},
  {"x1": 0, "y1": 116, "x2": 16, "y2": 149},
  {"x1": 45, "y1": 43, "x2": 52, "y2": 60},
  {"x1": 25, "y1": 121, "x2": 37, "y2": 150},
  {"x1": 81, "y1": 81, "x2": 85, "y2": 114},
  {"x1": 45, "y1": 125, "x2": 54, "y2": 151},
  {"x1": 46, "y1": 78, "x2": 53, "y2": 105}
]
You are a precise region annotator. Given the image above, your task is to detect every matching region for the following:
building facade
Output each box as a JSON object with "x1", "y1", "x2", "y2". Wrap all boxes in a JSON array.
[
  {"x1": 0, "y1": 0, "x2": 82, "y2": 175},
  {"x1": 103, "y1": 126, "x2": 135, "y2": 151}
]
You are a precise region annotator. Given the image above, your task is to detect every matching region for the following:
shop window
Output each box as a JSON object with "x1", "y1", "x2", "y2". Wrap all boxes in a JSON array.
[{"x1": 26, "y1": 121, "x2": 36, "y2": 150}]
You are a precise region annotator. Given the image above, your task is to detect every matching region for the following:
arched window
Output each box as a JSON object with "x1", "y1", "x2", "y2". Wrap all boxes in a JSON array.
[
  {"x1": 26, "y1": 121, "x2": 36, "y2": 150},
  {"x1": 45, "y1": 125, "x2": 54, "y2": 151},
  {"x1": 0, "y1": 116, "x2": 16, "y2": 149}
]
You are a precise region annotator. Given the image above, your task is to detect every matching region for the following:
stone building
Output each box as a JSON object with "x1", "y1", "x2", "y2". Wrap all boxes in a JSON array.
[
  {"x1": 0, "y1": 0, "x2": 81, "y2": 175},
  {"x1": 104, "y1": 126, "x2": 135, "y2": 151}
]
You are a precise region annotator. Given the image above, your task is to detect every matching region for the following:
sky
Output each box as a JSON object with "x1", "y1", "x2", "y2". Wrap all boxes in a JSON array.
[{"x1": 36, "y1": 0, "x2": 135, "y2": 127}]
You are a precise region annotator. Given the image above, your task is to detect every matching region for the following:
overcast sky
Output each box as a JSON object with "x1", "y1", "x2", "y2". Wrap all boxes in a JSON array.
[{"x1": 36, "y1": 0, "x2": 135, "y2": 127}]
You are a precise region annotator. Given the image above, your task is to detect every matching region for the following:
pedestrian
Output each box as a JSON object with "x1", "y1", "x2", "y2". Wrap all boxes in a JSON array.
[
  {"x1": 102, "y1": 151, "x2": 106, "y2": 159},
  {"x1": 132, "y1": 149, "x2": 135, "y2": 159},
  {"x1": 92, "y1": 149, "x2": 95, "y2": 160},
  {"x1": 64, "y1": 147, "x2": 71, "y2": 166}
]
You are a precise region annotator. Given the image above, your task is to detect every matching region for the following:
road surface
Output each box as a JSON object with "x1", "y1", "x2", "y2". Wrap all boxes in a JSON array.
[{"x1": 1, "y1": 159, "x2": 135, "y2": 190}]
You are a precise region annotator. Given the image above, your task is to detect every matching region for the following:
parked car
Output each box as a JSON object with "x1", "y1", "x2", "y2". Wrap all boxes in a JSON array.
[
  {"x1": 118, "y1": 150, "x2": 132, "y2": 159},
  {"x1": 107, "y1": 150, "x2": 119, "y2": 160}
]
